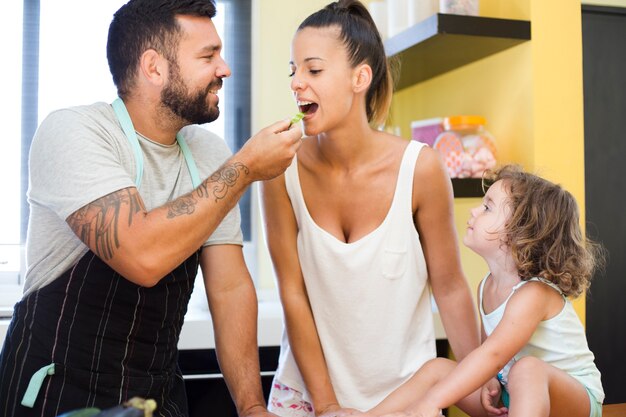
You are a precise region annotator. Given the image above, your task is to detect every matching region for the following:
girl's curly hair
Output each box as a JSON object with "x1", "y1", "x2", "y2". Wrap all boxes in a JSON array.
[{"x1": 483, "y1": 165, "x2": 604, "y2": 298}]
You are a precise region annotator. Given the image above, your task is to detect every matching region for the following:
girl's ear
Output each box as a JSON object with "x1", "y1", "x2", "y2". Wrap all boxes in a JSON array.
[
  {"x1": 139, "y1": 49, "x2": 168, "y2": 87},
  {"x1": 352, "y1": 63, "x2": 372, "y2": 93}
]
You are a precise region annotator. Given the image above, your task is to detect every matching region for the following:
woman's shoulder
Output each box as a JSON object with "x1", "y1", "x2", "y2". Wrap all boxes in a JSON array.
[
  {"x1": 413, "y1": 144, "x2": 443, "y2": 172},
  {"x1": 374, "y1": 130, "x2": 416, "y2": 149},
  {"x1": 410, "y1": 142, "x2": 452, "y2": 199}
]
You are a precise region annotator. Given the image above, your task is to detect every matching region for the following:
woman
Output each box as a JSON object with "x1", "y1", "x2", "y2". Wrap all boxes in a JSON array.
[{"x1": 261, "y1": 2, "x2": 480, "y2": 416}]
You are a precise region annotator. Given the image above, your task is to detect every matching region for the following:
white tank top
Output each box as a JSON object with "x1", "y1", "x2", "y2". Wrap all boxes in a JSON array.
[
  {"x1": 479, "y1": 276, "x2": 604, "y2": 403},
  {"x1": 275, "y1": 141, "x2": 436, "y2": 410}
]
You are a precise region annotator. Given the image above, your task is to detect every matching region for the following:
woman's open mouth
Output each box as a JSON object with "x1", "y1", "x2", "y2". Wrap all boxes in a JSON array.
[{"x1": 297, "y1": 100, "x2": 319, "y2": 116}]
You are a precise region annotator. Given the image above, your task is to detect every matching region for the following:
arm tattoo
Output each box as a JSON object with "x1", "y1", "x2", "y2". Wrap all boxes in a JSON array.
[
  {"x1": 166, "y1": 195, "x2": 197, "y2": 219},
  {"x1": 67, "y1": 188, "x2": 145, "y2": 260},
  {"x1": 197, "y1": 162, "x2": 249, "y2": 203},
  {"x1": 164, "y1": 162, "x2": 249, "y2": 219}
]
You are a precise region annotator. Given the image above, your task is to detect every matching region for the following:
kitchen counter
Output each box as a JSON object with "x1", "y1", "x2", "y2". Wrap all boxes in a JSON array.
[
  {"x1": 0, "y1": 300, "x2": 446, "y2": 350},
  {"x1": 178, "y1": 300, "x2": 286, "y2": 350}
]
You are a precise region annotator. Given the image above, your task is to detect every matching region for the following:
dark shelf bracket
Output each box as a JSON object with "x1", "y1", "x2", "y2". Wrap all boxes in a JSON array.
[
  {"x1": 385, "y1": 14, "x2": 531, "y2": 89},
  {"x1": 451, "y1": 178, "x2": 484, "y2": 198}
]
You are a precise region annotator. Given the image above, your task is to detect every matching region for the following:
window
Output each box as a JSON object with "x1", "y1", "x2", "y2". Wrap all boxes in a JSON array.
[
  {"x1": 0, "y1": 1, "x2": 25, "y2": 307},
  {"x1": 0, "y1": 2, "x2": 22, "y2": 249},
  {"x1": 0, "y1": 0, "x2": 253, "y2": 304}
]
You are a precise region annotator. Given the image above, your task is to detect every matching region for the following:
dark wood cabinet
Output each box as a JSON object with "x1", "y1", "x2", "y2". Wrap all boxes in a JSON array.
[
  {"x1": 582, "y1": 5, "x2": 626, "y2": 404},
  {"x1": 180, "y1": 347, "x2": 280, "y2": 417}
]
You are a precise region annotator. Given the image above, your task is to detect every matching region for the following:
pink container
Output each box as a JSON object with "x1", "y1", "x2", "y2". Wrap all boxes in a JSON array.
[{"x1": 410, "y1": 117, "x2": 444, "y2": 146}]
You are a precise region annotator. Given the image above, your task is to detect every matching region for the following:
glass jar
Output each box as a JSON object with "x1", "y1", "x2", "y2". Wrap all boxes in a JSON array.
[
  {"x1": 439, "y1": 0, "x2": 479, "y2": 16},
  {"x1": 433, "y1": 115, "x2": 496, "y2": 178}
]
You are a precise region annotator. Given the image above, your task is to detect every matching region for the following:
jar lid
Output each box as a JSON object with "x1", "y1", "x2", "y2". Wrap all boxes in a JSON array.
[{"x1": 444, "y1": 115, "x2": 486, "y2": 129}]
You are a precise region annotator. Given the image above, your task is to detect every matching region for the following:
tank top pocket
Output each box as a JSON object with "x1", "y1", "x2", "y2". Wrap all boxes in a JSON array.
[{"x1": 381, "y1": 244, "x2": 408, "y2": 279}]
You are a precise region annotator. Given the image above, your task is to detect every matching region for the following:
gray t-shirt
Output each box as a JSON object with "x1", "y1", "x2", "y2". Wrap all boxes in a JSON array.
[{"x1": 24, "y1": 101, "x2": 243, "y2": 296}]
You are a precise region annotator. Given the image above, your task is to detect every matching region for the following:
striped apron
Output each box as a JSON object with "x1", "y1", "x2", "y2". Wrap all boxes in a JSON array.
[{"x1": 0, "y1": 98, "x2": 203, "y2": 417}]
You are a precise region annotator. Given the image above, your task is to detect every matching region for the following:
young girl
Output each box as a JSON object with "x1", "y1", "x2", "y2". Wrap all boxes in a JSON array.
[
  {"x1": 261, "y1": 1, "x2": 480, "y2": 416},
  {"x1": 363, "y1": 165, "x2": 604, "y2": 417}
]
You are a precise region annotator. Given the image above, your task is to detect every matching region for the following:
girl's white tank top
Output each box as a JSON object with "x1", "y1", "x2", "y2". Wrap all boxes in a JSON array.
[{"x1": 479, "y1": 275, "x2": 604, "y2": 403}]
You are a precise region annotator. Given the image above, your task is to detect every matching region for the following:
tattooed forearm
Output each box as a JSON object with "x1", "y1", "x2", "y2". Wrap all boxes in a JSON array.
[
  {"x1": 67, "y1": 188, "x2": 145, "y2": 260},
  {"x1": 165, "y1": 162, "x2": 249, "y2": 219},
  {"x1": 166, "y1": 195, "x2": 197, "y2": 219},
  {"x1": 66, "y1": 163, "x2": 250, "y2": 259},
  {"x1": 197, "y1": 162, "x2": 250, "y2": 202}
]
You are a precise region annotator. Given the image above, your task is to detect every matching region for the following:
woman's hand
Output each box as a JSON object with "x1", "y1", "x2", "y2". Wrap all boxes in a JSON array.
[
  {"x1": 317, "y1": 405, "x2": 361, "y2": 417},
  {"x1": 378, "y1": 406, "x2": 442, "y2": 417},
  {"x1": 377, "y1": 401, "x2": 442, "y2": 417},
  {"x1": 480, "y1": 377, "x2": 508, "y2": 416}
]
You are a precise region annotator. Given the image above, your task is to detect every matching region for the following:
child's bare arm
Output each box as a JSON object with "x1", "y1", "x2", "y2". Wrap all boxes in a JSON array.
[
  {"x1": 412, "y1": 284, "x2": 551, "y2": 411},
  {"x1": 371, "y1": 284, "x2": 551, "y2": 415}
]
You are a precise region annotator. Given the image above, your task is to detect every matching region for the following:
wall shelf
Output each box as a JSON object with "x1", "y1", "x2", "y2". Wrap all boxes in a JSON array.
[
  {"x1": 452, "y1": 178, "x2": 484, "y2": 198},
  {"x1": 384, "y1": 13, "x2": 531, "y2": 89}
]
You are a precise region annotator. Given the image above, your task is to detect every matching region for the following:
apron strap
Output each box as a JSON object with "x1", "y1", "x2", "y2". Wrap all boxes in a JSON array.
[
  {"x1": 177, "y1": 132, "x2": 202, "y2": 188},
  {"x1": 21, "y1": 363, "x2": 55, "y2": 408},
  {"x1": 112, "y1": 98, "x2": 144, "y2": 187},
  {"x1": 112, "y1": 98, "x2": 202, "y2": 189}
]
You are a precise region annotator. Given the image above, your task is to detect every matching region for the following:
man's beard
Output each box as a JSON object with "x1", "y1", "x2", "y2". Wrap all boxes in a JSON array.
[{"x1": 161, "y1": 64, "x2": 221, "y2": 125}]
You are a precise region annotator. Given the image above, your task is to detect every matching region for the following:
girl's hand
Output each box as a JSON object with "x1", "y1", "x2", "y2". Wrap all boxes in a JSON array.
[{"x1": 481, "y1": 377, "x2": 508, "y2": 416}]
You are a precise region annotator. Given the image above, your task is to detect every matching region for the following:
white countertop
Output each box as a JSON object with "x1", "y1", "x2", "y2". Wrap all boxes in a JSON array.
[
  {"x1": 0, "y1": 301, "x2": 286, "y2": 351},
  {"x1": 0, "y1": 300, "x2": 445, "y2": 351},
  {"x1": 178, "y1": 300, "x2": 286, "y2": 350}
]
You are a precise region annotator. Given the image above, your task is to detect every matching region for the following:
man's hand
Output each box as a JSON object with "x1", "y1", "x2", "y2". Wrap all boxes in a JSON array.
[
  {"x1": 480, "y1": 377, "x2": 508, "y2": 416},
  {"x1": 235, "y1": 119, "x2": 302, "y2": 182}
]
